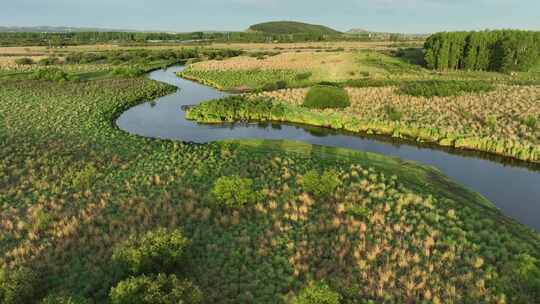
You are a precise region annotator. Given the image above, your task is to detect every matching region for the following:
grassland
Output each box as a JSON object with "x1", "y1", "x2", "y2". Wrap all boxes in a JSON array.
[
  {"x1": 1, "y1": 49, "x2": 540, "y2": 303},
  {"x1": 247, "y1": 85, "x2": 540, "y2": 162},
  {"x1": 180, "y1": 49, "x2": 540, "y2": 162},
  {"x1": 180, "y1": 49, "x2": 540, "y2": 91}
]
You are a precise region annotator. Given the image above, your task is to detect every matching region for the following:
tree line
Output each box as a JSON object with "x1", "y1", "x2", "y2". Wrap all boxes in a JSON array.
[
  {"x1": 424, "y1": 30, "x2": 540, "y2": 72},
  {"x1": 0, "y1": 30, "x2": 416, "y2": 46}
]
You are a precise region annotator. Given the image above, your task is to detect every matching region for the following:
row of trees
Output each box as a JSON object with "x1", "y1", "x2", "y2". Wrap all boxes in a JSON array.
[
  {"x1": 0, "y1": 30, "x2": 413, "y2": 46},
  {"x1": 424, "y1": 30, "x2": 540, "y2": 72}
]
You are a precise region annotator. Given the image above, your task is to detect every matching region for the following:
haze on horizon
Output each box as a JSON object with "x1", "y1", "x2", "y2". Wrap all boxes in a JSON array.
[{"x1": 1, "y1": 0, "x2": 539, "y2": 33}]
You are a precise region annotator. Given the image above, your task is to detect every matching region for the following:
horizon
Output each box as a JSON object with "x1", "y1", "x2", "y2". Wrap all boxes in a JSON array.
[{"x1": 1, "y1": 1, "x2": 540, "y2": 34}]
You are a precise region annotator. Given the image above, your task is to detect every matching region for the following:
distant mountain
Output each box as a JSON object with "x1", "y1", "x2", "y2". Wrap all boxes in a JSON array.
[
  {"x1": 0, "y1": 26, "x2": 139, "y2": 33},
  {"x1": 347, "y1": 28, "x2": 370, "y2": 34},
  {"x1": 248, "y1": 21, "x2": 341, "y2": 35}
]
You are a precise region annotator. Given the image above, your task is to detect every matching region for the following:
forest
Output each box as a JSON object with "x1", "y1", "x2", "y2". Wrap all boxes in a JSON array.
[
  {"x1": 0, "y1": 30, "x2": 383, "y2": 47},
  {"x1": 424, "y1": 30, "x2": 540, "y2": 72}
]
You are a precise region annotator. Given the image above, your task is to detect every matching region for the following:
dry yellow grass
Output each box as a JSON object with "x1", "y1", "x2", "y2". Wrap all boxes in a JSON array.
[
  {"x1": 208, "y1": 40, "x2": 413, "y2": 51},
  {"x1": 0, "y1": 40, "x2": 416, "y2": 56},
  {"x1": 0, "y1": 56, "x2": 47, "y2": 71},
  {"x1": 256, "y1": 85, "x2": 540, "y2": 148},
  {"x1": 189, "y1": 51, "x2": 380, "y2": 82}
]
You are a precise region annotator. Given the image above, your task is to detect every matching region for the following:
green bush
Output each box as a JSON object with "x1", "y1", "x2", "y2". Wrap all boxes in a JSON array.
[
  {"x1": 384, "y1": 105, "x2": 403, "y2": 121},
  {"x1": 112, "y1": 228, "x2": 190, "y2": 275},
  {"x1": 14, "y1": 57, "x2": 34, "y2": 65},
  {"x1": 0, "y1": 267, "x2": 40, "y2": 304},
  {"x1": 262, "y1": 80, "x2": 288, "y2": 91},
  {"x1": 292, "y1": 281, "x2": 341, "y2": 304},
  {"x1": 31, "y1": 68, "x2": 71, "y2": 82},
  {"x1": 38, "y1": 56, "x2": 61, "y2": 66},
  {"x1": 344, "y1": 79, "x2": 398, "y2": 88},
  {"x1": 499, "y1": 253, "x2": 540, "y2": 303},
  {"x1": 523, "y1": 115, "x2": 537, "y2": 129},
  {"x1": 212, "y1": 175, "x2": 256, "y2": 208},
  {"x1": 109, "y1": 274, "x2": 202, "y2": 304},
  {"x1": 399, "y1": 80, "x2": 495, "y2": 98},
  {"x1": 303, "y1": 85, "x2": 350, "y2": 109},
  {"x1": 110, "y1": 66, "x2": 145, "y2": 78},
  {"x1": 296, "y1": 72, "x2": 312, "y2": 80},
  {"x1": 301, "y1": 170, "x2": 340, "y2": 198}
]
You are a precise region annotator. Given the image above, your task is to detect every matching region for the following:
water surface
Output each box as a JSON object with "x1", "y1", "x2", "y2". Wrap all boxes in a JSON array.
[{"x1": 117, "y1": 66, "x2": 540, "y2": 232}]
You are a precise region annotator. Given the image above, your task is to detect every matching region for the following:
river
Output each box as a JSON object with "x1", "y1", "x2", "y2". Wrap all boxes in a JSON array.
[{"x1": 117, "y1": 65, "x2": 540, "y2": 232}]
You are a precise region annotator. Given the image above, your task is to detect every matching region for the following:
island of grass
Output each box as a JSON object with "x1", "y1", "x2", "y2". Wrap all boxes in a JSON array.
[{"x1": 1, "y1": 48, "x2": 540, "y2": 303}]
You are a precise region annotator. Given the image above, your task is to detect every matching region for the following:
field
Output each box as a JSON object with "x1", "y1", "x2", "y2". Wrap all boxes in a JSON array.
[
  {"x1": 1, "y1": 45, "x2": 540, "y2": 303},
  {"x1": 249, "y1": 85, "x2": 540, "y2": 162},
  {"x1": 180, "y1": 49, "x2": 540, "y2": 91},
  {"x1": 180, "y1": 49, "x2": 540, "y2": 161}
]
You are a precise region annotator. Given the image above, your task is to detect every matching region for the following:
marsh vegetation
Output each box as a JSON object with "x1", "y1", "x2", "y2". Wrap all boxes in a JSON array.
[{"x1": 1, "y1": 39, "x2": 539, "y2": 303}]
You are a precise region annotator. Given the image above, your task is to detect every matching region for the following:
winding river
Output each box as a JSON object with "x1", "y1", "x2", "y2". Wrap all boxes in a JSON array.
[{"x1": 117, "y1": 66, "x2": 540, "y2": 232}]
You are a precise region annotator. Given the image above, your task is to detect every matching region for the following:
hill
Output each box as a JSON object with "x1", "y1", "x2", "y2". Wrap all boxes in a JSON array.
[
  {"x1": 347, "y1": 28, "x2": 370, "y2": 34},
  {"x1": 248, "y1": 21, "x2": 341, "y2": 35}
]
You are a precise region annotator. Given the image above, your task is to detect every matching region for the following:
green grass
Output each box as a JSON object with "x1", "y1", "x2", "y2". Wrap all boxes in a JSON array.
[
  {"x1": 1, "y1": 64, "x2": 540, "y2": 303},
  {"x1": 399, "y1": 80, "x2": 496, "y2": 97},
  {"x1": 179, "y1": 68, "x2": 307, "y2": 92}
]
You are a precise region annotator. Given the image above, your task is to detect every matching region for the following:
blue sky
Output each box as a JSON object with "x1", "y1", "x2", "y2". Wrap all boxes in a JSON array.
[{"x1": 1, "y1": 0, "x2": 539, "y2": 33}]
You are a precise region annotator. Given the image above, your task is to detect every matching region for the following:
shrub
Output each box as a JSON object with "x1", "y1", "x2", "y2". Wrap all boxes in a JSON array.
[
  {"x1": 384, "y1": 105, "x2": 402, "y2": 122},
  {"x1": 109, "y1": 274, "x2": 202, "y2": 304},
  {"x1": 523, "y1": 115, "x2": 537, "y2": 129},
  {"x1": 316, "y1": 81, "x2": 341, "y2": 87},
  {"x1": 212, "y1": 175, "x2": 256, "y2": 208},
  {"x1": 14, "y1": 57, "x2": 34, "y2": 65},
  {"x1": 38, "y1": 56, "x2": 61, "y2": 66},
  {"x1": 344, "y1": 79, "x2": 398, "y2": 88},
  {"x1": 303, "y1": 85, "x2": 350, "y2": 109},
  {"x1": 71, "y1": 164, "x2": 98, "y2": 189},
  {"x1": 262, "y1": 80, "x2": 288, "y2": 91},
  {"x1": 276, "y1": 80, "x2": 288, "y2": 89},
  {"x1": 296, "y1": 72, "x2": 312, "y2": 80},
  {"x1": 301, "y1": 170, "x2": 340, "y2": 198},
  {"x1": 31, "y1": 68, "x2": 71, "y2": 82},
  {"x1": 399, "y1": 80, "x2": 495, "y2": 98},
  {"x1": 110, "y1": 66, "x2": 145, "y2": 78},
  {"x1": 0, "y1": 267, "x2": 40, "y2": 304},
  {"x1": 65, "y1": 52, "x2": 107, "y2": 64},
  {"x1": 112, "y1": 228, "x2": 190, "y2": 275},
  {"x1": 292, "y1": 281, "x2": 341, "y2": 304},
  {"x1": 499, "y1": 253, "x2": 540, "y2": 303}
]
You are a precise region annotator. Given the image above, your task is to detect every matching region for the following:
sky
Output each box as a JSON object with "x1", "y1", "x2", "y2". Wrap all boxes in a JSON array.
[{"x1": 1, "y1": 0, "x2": 539, "y2": 33}]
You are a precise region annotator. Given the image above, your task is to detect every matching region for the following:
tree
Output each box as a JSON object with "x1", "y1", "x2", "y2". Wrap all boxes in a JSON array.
[
  {"x1": 211, "y1": 175, "x2": 256, "y2": 208},
  {"x1": 426, "y1": 30, "x2": 540, "y2": 72},
  {"x1": 109, "y1": 274, "x2": 202, "y2": 304},
  {"x1": 301, "y1": 170, "x2": 340, "y2": 198},
  {"x1": 292, "y1": 281, "x2": 341, "y2": 304},
  {"x1": 112, "y1": 228, "x2": 190, "y2": 275},
  {"x1": 0, "y1": 267, "x2": 40, "y2": 304}
]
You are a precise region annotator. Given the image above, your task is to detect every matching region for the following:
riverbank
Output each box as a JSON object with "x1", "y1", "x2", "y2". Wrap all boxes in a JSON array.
[{"x1": 186, "y1": 91, "x2": 540, "y2": 163}]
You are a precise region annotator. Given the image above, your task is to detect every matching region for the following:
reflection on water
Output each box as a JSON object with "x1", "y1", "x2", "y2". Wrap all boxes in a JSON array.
[{"x1": 117, "y1": 66, "x2": 540, "y2": 232}]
